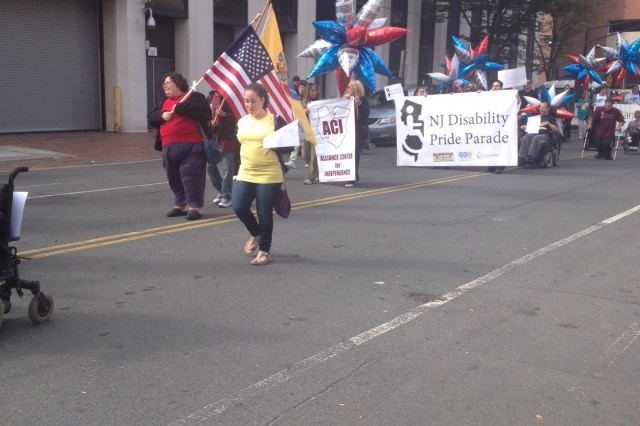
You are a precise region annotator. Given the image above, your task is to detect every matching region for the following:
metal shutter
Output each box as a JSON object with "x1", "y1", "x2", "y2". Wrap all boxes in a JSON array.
[{"x1": 0, "y1": 0, "x2": 101, "y2": 133}]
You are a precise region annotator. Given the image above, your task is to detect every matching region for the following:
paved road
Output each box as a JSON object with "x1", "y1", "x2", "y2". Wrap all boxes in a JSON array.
[{"x1": 1, "y1": 140, "x2": 639, "y2": 425}]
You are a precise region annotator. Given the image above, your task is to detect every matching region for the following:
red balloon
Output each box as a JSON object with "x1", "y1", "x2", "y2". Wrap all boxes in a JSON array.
[
  {"x1": 554, "y1": 107, "x2": 574, "y2": 119},
  {"x1": 475, "y1": 35, "x2": 489, "y2": 56},
  {"x1": 347, "y1": 26, "x2": 366, "y2": 47},
  {"x1": 519, "y1": 105, "x2": 539, "y2": 115},
  {"x1": 365, "y1": 27, "x2": 409, "y2": 47},
  {"x1": 566, "y1": 55, "x2": 579, "y2": 64},
  {"x1": 336, "y1": 67, "x2": 351, "y2": 97},
  {"x1": 614, "y1": 68, "x2": 626, "y2": 88},
  {"x1": 444, "y1": 56, "x2": 452, "y2": 75}
]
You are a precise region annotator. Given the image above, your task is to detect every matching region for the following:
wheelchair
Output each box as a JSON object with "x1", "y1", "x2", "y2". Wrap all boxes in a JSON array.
[
  {"x1": 0, "y1": 167, "x2": 53, "y2": 329},
  {"x1": 622, "y1": 130, "x2": 640, "y2": 154},
  {"x1": 518, "y1": 130, "x2": 561, "y2": 168}
]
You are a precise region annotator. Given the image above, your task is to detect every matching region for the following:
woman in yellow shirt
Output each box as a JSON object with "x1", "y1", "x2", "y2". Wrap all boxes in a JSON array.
[{"x1": 233, "y1": 83, "x2": 286, "y2": 266}]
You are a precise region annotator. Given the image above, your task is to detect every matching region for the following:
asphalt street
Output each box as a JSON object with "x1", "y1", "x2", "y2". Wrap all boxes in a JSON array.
[{"x1": 0, "y1": 139, "x2": 639, "y2": 425}]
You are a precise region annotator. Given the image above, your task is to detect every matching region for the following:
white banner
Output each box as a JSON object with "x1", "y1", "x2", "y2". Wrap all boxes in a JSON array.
[
  {"x1": 308, "y1": 98, "x2": 356, "y2": 182},
  {"x1": 396, "y1": 91, "x2": 519, "y2": 167},
  {"x1": 614, "y1": 103, "x2": 640, "y2": 132}
]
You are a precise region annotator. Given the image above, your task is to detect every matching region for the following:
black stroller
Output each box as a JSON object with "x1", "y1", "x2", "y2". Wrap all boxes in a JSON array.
[{"x1": 0, "y1": 167, "x2": 53, "y2": 328}]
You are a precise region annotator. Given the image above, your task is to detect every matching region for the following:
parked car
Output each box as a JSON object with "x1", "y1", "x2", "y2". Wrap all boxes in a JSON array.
[{"x1": 368, "y1": 85, "x2": 418, "y2": 145}]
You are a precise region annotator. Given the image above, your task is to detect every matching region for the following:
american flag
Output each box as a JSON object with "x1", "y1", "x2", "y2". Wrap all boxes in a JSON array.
[{"x1": 203, "y1": 26, "x2": 294, "y2": 122}]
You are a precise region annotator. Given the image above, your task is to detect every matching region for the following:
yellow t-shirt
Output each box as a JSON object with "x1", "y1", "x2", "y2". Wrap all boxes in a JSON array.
[{"x1": 236, "y1": 112, "x2": 283, "y2": 184}]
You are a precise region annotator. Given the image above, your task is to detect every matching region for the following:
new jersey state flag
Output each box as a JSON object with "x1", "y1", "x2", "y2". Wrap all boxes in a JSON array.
[{"x1": 259, "y1": 4, "x2": 315, "y2": 143}]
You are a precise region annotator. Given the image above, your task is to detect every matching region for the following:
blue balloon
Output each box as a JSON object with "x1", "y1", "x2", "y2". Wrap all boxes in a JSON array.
[
  {"x1": 471, "y1": 54, "x2": 488, "y2": 65},
  {"x1": 312, "y1": 21, "x2": 346, "y2": 45},
  {"x1": 451, "y1": 36, "x2": 468, "y2": 51},
  {"x1": 540, "y1": 85, "x2": 551, "y2": 104},
  {"x1": 362, "y1": 47, "x2": 393, "y2": 78},
  {"x1": 353, "y1": 53, "x2": 376, "y2": 91},
  {"x1": 626, "y1": 61, "x2": 639, "y2": 76},
  {"x1": 588, "y1": 69, "x2": 604, "y2": 84},
  {"x1": 307, "y1": 45, "x2": 340, "y2": 79},
  {"x1": 483, "y1": 61, "x2": 505, "y2": 71},
  {"x1": 459, "y1": 62, "x2": 478, "y2": 79}
]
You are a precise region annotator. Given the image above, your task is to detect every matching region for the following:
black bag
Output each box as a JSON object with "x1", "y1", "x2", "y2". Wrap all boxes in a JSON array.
[
  {"x1": 273, "y1": 184, "x2": 291, "y2": 218},
  {"x1": 154, "y1": 132, "x2": 162, "y2": 152}
]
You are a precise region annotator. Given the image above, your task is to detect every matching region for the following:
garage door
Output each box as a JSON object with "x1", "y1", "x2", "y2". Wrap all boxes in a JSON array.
[{"x1": 0, "y1": 0, "x2": 101, "y2": 133}]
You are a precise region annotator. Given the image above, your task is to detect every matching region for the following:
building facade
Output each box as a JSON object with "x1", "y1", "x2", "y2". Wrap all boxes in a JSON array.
[{"x1": 0, "y1": 0, "x2": 479, "y2": 134}]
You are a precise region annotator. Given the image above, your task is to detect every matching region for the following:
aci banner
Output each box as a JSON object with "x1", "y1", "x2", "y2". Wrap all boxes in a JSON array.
[
  {"x1": 308, "y1": 98, "x2": 356, "y2": 182},
  {"x1": 396, "y1": 91, "x2": 519, "y2": 167}
]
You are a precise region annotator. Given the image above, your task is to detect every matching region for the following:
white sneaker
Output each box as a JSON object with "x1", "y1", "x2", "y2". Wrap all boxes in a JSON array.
[
  {"x1": 218, "y1": 198, "x2": 232, "y2": 208},
  {"x1": 284, "y1": 162, "x2": 296, "y2": 169},
  {"x1": 213, "y1": 194, "x2": 222, "y2": 204},
  {"x1": 305, "y1": 164, "x2": 309, "y2": 168}
]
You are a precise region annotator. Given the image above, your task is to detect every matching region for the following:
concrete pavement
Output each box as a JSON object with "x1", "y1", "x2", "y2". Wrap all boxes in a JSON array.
[{"x1": 0, "y1": 131, "x2": 160, "y2": 172}]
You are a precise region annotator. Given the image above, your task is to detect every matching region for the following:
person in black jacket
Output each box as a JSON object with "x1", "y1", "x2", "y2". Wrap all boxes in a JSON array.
[
  {"x1": 148, "y1": 72, "x2": 211, "y2": 220},
  {"x1": 344, "y1": 80, "x2": 369, "y2": 188}
]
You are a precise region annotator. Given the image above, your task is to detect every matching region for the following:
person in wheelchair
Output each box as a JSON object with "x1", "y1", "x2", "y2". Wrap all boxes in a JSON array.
[
  {"x1": 624, "y1": 110, "x2": 640, "y2": 152},
  {"x1": 518, "y1": 102, "x2": 559, "y2": 165}
]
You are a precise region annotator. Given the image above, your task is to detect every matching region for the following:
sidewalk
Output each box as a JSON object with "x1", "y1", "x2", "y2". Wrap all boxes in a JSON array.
[{"x1": 0, "y1": 131, "x2": 160, "y2": 172}]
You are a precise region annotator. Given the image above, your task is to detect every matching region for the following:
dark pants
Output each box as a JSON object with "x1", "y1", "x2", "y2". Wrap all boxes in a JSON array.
[
  {"x1": 232, "y1": 181, "x2": 281, "y2": 253},
  {"x1": 348, "y1": 142, "x2": 365, "y2": 184},
  {"x1": 163, "y1": 142, "x2": 207, "y2": 208},
  {"x1": 595, "y1": 135, "x2": 614, "y2": 158}
]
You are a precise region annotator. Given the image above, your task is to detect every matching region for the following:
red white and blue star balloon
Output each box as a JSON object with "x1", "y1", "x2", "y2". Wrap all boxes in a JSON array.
[
  {"x1": 451, "y1": 35, "x2": 505, "y2": 91},
  {"x1": 597, "y1": 32, "x2": 640, "y2": 87},
  {"x1": 298, "y1": 0, "x2": 408, "y2": 94}
]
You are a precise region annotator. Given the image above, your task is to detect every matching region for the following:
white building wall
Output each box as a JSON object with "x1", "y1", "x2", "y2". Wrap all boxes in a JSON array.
[
  {"x1": 103, "y1": 0, "x2": 148, "y2": 132},
  {"x1": 175, "y1": 1, "x2": 214, "y2": 95}
]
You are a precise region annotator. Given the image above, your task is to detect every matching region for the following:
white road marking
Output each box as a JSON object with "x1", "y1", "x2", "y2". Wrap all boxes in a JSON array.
[
  {"x1": 169, "y1": 204, "x2": 640, "y2": 425},
  {"x1": 28, "y1": 182, "x2": 167, "y2": 199},
  {"x1": 602, "y1": 322, "x2": 640, "y2": 368},
  {"x1": 15, "y1": 182, "x2": 61, "y2": 189}
]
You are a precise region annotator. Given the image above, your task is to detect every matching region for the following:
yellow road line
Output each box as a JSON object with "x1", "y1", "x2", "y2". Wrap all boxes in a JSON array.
[{"x1": 24, "y1": 171, "x2": 486, "y2": 259}]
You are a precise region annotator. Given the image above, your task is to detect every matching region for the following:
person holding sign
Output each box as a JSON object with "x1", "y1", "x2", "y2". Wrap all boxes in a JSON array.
[
  {"x1": 344, "y1": 80, "x2": 370, "y2": 188},
  {"x1": 233, "y1": 83, "x2": 288, "y2": 266},
  {"x1": 518, "y1": 102, "x2": 558, "y2": 163}
]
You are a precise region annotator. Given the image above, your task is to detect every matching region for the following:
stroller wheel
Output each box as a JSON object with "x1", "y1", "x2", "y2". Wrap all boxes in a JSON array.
[
  {"x1": 28, "y1": 294, "x2": 54, "y2": 324},
  {"x1": 552, "y1": 149, "x2": 559, "y2": 166}
]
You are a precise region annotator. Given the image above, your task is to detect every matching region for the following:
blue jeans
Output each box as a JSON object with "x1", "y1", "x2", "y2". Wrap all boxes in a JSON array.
[
  {"x1": 206, "y1": 152, "x2": 235, "y2": 199},
  {"x1": 232, "y1": 181, "x2": 281, "y2": 252}
]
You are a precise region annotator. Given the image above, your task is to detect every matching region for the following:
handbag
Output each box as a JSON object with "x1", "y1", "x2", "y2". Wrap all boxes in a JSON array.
[
  {"x1": 274, "y1": 183, "x2": 291, "y2": 218},
  {"x1": 198, "y1": 121, "x2": 222, "y2": 165}
]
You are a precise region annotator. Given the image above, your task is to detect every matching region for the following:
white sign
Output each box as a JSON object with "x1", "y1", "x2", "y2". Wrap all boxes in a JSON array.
[
  {"x1": 395, "y1": 91, "x2": 519, "y2": 167},
  {"x1": 10, "y1": 192, "x2": 27, "y2": 240},
  {"x1": 525, "y1": 115, "x2": 541, "y2": 134},
  {"x1": 308, "y1": 98, "x2": 356, "y2": 182},
  {"x1": 614, "y1": 103, "x2": 640, "y2": 132},
  {"x1": 498, "y1": 67, "x2": 527, "y2": 89},
  {"x1": 263, "y1": 120, "x2": 299, "y2": 148},
  {"x1": 384, "y1": 83, "x2": 404, "y2": 101}
]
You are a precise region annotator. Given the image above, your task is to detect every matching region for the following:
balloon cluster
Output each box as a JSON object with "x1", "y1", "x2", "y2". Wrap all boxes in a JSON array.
[
  {"x1": 561, "y1": 47, "x2": 606, "y2": 90},
  {"x1": 598, "y1": 32, "x2": 640, "y2": 87},
  {"x1": 563, "y1": 33, "x2": 640, "y2": 89},
  {"x1": 427, "y1": 55, "x2": 469, "y2": 93},
  {"x1": 450, "y1": 35, "x2": 505, "y2": 91},
  {"x1": 298, "y1": 0, "x2": 408, "y2": 94},
  {"x1": 520, "y1": 85, "x2": 575, "y2": 119}
]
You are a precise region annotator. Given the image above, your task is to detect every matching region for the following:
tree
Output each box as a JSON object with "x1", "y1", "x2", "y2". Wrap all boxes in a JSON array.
[
  {"x1": 535, "y1": 0, "x2": 605, "y2": 80},
  {"x1": 435, "y1": 0, "x2": 549, "y2": 66}
]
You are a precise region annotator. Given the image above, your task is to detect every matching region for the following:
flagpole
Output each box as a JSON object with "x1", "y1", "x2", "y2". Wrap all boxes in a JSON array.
[{"x1": 210, "y1": 1, "x2": 271, "y2": 122}]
